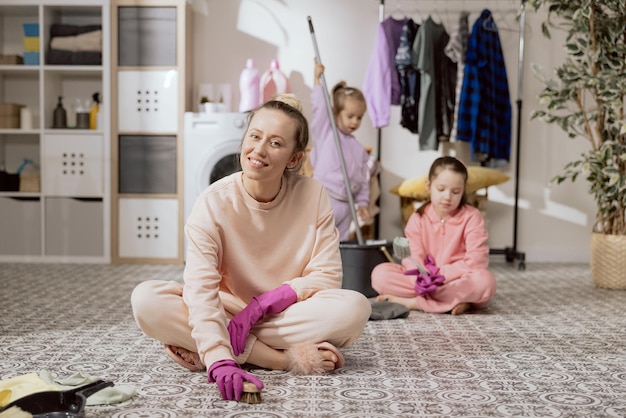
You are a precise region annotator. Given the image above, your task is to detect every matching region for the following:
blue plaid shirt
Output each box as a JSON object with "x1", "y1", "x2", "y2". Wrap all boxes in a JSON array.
[{"x1": 456, "y1": 9, "x2": 511, "y2": 163}]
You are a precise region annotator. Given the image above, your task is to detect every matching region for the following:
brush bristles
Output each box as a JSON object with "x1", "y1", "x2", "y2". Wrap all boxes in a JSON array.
[
  {"x1": 392, "y1": 236, "x2": 411, "y2": 260},
  {"x1": 240, "y1": 382, "x2": 262, "y2": 404}
]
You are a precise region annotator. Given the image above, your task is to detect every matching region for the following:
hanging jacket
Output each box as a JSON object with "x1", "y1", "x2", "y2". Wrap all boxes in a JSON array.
[
  {"x1": 456, "y1": 9, "x2": 512, "y2": 163},
  {"x1": 411, "y1": 17, "x2": 457, "y2": 151},
  {"x1": 395, "y1": 18, "x2": 420, "y2": 134},
  {"x1": 363, "y1": 17, "x2": 407, "y2": 128},
  {"x1": 444, "y1": 11, "x2": 470, "y2": 142}
]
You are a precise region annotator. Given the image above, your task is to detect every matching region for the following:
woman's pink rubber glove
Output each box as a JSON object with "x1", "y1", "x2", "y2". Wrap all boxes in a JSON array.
[
  {"x1": 227, "y1": 284, "x2": 297, "y2": 356},
  {"x1": 208, "y1": 359, "x2": 264, "y2": 401}
]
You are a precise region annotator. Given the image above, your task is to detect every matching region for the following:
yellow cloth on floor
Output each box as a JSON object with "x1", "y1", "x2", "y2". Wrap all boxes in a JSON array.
[
  {"x1": 0, "y1": 373, "x2": 58, "y2": 407},
  {"x1": 0, "y1": 371, "x2": 136, "y2": 408}
]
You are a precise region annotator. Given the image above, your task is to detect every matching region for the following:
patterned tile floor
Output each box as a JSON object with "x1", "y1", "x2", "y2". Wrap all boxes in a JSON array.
[{"x1": 1, "y1": 262, "x2": 626, "y2": 417}]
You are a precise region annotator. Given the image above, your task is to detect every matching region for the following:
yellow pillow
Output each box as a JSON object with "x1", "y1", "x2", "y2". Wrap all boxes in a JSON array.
[{"x1": 392, "y1": 166, "x2": 510, "y2": 200}]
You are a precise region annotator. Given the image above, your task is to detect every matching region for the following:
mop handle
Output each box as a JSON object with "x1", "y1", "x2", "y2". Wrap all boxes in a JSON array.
[{"x1": 307, "y1": 16, "x2": 364, "y2": 245}]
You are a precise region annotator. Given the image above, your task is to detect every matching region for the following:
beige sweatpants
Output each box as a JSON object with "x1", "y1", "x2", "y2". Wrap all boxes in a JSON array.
[{"x1": 131, "y1": 280, "x2": 372, "y2": 365}]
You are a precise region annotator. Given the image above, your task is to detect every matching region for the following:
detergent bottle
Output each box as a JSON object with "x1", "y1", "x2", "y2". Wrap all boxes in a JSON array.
[
  {"x1": 259, "y1": 59, "x2": 289, "y2": 104},
  {"x1": 238, "y1": 59, "x2": 260, "y2": 112},
  {"x1": 89, "y1": 92, "x2": 100, "y2": 130}
]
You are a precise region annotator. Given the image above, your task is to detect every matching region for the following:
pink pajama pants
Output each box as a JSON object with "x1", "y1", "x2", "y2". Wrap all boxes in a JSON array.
[
  {"x1": 371, "y1": 262, "x2": 496, "y2": 313},
  {"x1": 131, "y1": 280, "x2": 371, "y2": 364}
]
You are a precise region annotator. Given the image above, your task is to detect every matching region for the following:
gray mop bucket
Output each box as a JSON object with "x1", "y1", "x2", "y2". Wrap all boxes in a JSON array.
[{"x1": 340, "y1": 240, "x2": 393, "y2": 298}]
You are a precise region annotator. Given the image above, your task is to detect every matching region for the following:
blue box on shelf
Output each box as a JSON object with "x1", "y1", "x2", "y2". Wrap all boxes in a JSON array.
[
  {"x1": 23, "y1": 52, "x2": 39, "y2": 66},
  {"x1": 23, "y1": 23, "x2": 39, "y2": 37}
]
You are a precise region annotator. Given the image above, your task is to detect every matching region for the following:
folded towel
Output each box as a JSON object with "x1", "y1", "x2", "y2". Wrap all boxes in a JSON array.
[{"x1": 50, "y1": 30, "x2": 102, "y2": 52}]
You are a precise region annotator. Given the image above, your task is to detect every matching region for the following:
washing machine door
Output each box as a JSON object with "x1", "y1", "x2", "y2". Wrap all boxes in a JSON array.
[
  {"x1": 199, "y1": 138, "x2": 242, "y2": 189},
  {"x1": 185, "y1": 138, "x2": 242, "y2": 223}
]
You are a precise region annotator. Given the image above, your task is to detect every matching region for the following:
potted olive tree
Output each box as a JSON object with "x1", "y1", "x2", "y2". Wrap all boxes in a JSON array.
[{"x1": 527, "y1": 0, "x2": 626, "y2": 288}]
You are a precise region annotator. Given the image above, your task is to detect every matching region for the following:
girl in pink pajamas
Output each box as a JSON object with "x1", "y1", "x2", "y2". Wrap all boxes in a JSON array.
[
  {"x1": 371, "y1": 156, "x2": 496, "y2": 315},
  {"x1": 131, "y1": 95, "x2": 371, "y2": 402}
]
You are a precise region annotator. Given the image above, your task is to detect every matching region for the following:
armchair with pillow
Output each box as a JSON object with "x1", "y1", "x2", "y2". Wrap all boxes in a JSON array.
[{"x1": 391, "y1": 166, "x2": 510, "y2": 226}]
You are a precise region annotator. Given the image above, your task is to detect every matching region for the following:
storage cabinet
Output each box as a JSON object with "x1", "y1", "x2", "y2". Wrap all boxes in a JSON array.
[
  {"x1": 118, "y1": 197, "x2": 179, "y2": 258},
  {"x1": 112, "y1": 0, "x2": 190, "y2": 263},
  {"x1": 0, "y1": 1, "x2": 110, "y2": 263}
]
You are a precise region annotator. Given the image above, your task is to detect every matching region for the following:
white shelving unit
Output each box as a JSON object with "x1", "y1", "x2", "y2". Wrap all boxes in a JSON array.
[
  {"x1": 111, "y1": 0, "x2": 191, "y2": 264},
  {"x1": 0, "y1": 0, "x2": 110, "y2": 262}
]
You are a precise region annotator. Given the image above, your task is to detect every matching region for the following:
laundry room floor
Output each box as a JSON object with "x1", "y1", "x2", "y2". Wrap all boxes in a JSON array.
[{"x1": 1, "y1": 261, "x2": 626, "y2": 417}]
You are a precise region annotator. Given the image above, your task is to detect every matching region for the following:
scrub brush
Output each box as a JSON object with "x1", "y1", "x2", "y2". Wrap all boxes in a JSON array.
[
  {"x1": 240, "y1": 382, "x2": 262, "y2": 404},
  {"x1": 393, "y1": 236, "x2": 427, "y2": 274},
  {"x1": 392, "y1": 236, "x2": 411, "y2": 261}
]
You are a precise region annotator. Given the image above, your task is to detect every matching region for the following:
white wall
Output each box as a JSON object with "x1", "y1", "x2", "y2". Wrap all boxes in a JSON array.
[{"x1": 191, "y1": 0, "x2": 595, "y2": 263}]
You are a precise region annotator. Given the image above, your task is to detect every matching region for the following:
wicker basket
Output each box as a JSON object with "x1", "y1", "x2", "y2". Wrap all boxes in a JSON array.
[
  {"x1": 590, "y1": 233, "x2": 626, "y2": 290},
  {"x1": 19, "y1": 172, "x2": 40, "y2": 192}
]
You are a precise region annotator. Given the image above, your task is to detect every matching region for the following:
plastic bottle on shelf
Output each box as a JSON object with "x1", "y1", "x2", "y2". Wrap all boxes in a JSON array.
[
  {"x1": 90, "y1": 92, "x2": 100, "y2": 130},
  {"x1": 238, "y1": 58, "x2": 260, "y2": 112},
  {"x1": 53, "y1": 96, "x2": 67, "y2": 129},
  {"x1": 20, "y1": 107, "x2": 32, "y2": 130},
  {"x1": 259, "y1": 59, "x2": 289, "y2": 104}
]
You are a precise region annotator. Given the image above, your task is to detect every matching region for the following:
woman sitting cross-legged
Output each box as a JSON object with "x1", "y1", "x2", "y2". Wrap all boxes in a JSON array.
[{"x1": 131, "y1": 94, "x2": 371, "y2": 402}]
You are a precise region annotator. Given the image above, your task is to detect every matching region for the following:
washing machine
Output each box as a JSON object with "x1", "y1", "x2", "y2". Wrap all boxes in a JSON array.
[{"x1": 184, "y1": 112, "x2": 248, "y2": 226}]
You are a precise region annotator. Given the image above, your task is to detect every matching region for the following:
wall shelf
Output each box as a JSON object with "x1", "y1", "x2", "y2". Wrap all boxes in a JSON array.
[{"x1": 0, "y1": 0, "x2": 110, "y2": 263}]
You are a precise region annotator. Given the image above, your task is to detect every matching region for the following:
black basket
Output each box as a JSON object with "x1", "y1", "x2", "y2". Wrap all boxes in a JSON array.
[{"x1": 0, "y1": 171, "x2": 19, "y2": 191}]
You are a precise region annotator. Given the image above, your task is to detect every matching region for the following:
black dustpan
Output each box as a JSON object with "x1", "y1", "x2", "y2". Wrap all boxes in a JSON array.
[{"x1": 0, "y1": 379, "x2": 114, "y2": 417}]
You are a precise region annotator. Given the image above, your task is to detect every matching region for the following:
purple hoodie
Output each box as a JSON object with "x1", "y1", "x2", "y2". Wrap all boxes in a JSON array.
[
  {"x1": 309, "y1": 85, "x2": 370, "y2": 208},
  {"x1": 363, "y1": 17, "x2": 407, "y2": 128}
]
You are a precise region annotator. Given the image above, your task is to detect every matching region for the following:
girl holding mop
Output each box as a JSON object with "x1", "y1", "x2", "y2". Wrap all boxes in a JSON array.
[{"x1": 310, "y1": 60, "x2": 373, "y2": 241}]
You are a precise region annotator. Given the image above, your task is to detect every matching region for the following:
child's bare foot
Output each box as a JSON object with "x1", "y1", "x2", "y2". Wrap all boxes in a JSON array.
[
  {"x1": 375, "y1": 294, "x2": 420, "y2": 310},
  {"x1": 451, "y1": 303, "x2": 471, "y2": 315}
]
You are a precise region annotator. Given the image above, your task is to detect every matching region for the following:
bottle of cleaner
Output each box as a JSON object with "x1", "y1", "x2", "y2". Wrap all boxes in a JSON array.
[
  {"x1": 53, "y1": 96, "x2": 67, "y2": 129},
  {"x1": 238, "y1": 59, "x2": 260, "y2": 112},
  {"x1": 89, "y1": 92, "x2": 100, "y2": 130},
  {"x1": 259, "y1": 59, "x2": 289, "y2": 104}
]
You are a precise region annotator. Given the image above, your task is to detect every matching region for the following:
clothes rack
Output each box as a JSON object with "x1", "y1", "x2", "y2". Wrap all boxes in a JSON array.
[{"x1": 376, "y1": 0, "x2": 526, "y2": 270}]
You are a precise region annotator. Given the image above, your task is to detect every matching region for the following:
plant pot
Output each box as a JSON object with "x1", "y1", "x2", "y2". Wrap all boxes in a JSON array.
[{"x1": 590, "y1": 232, "x2": 626, "y2": 290}]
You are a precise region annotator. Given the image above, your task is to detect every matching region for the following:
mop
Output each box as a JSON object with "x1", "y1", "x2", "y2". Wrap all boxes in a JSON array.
[
  {"x1": 307, "y1": 16, "x2": 364, "y2": 245},
  {"x1": 307, "y1": 17, "x2": 393, "y2": 299}
]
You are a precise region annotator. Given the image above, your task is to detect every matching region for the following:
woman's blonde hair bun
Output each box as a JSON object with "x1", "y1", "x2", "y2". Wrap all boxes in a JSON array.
[{"x1": 272, "y1": 93, "x2": 302, "y2": 112}]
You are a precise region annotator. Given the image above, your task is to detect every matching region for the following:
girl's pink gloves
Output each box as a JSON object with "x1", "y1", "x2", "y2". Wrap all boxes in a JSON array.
[
  {"x1": 208, "y1": 359, "x2": 264, "y2": 401},
  {"x1": 404, "y1": 254, "x2": 445, "y2": 296},
  {"x1": 227, "y1": 284, "x2": 297, "y2": 356}
]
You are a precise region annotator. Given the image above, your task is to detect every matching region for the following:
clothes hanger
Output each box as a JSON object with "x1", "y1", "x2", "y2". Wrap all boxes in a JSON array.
[
  {"x1": 482, "y1": 11, "x2": 498, "y2": 32},
  {"x1": 389, "y1": 0, "x2": 405, "y2": 19}
]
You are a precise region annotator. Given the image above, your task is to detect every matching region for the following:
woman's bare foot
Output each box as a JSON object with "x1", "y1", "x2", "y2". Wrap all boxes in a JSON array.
[
  {"x1": 316, "y1": 341, "x2": 345, "y2": 371},
  {"x1": 245, "y1": 340, "x2": 344, "y2": 374},
  {"x1": 451, "y1": 303, "x2": 471, "y2": 315},
  {"x1": 164, "y1": 344, "x2": 205, "y2": 371},
  {"x1": 375, "y1": 294, "x2": 420, "y2": 310},
  {"x1": 287, "y1": 342, "x2": 344, "y2": 375}
]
